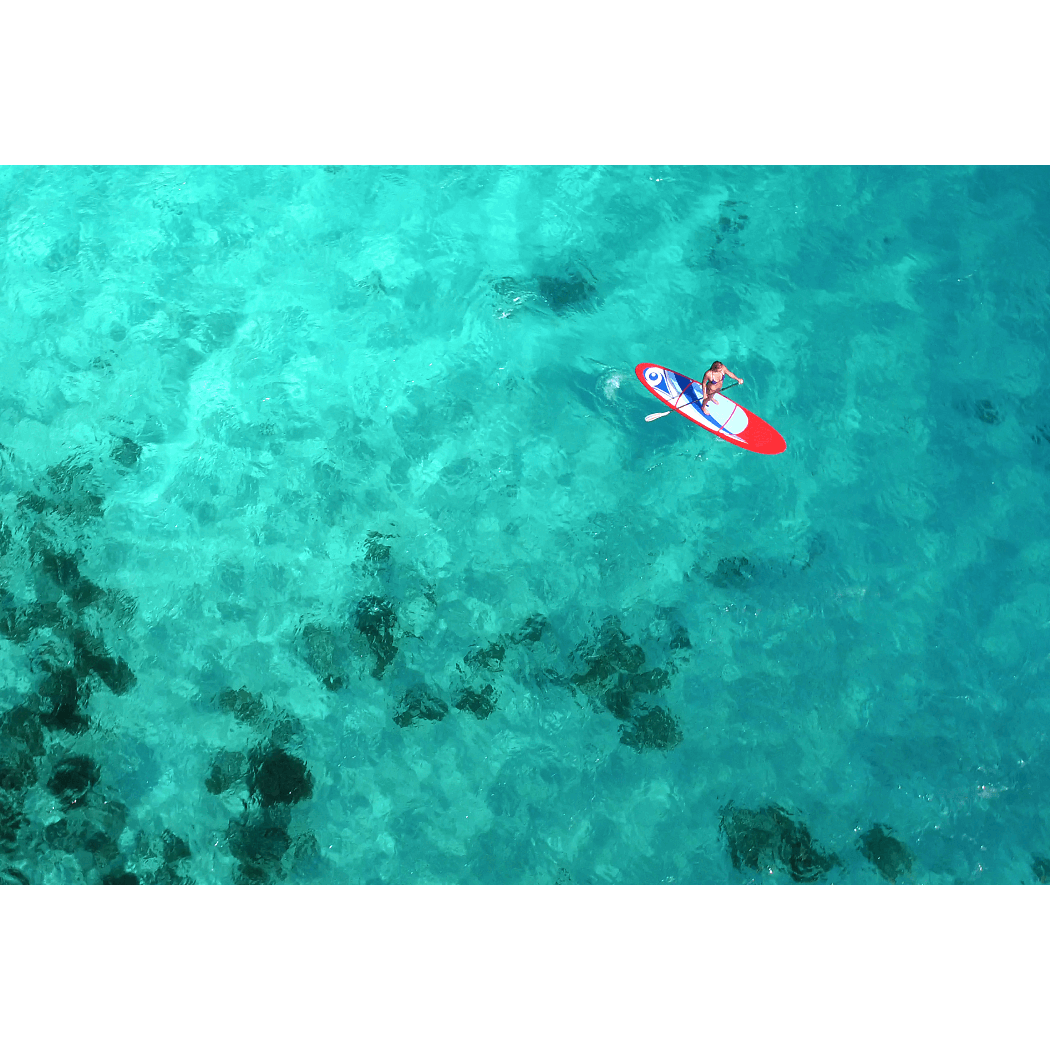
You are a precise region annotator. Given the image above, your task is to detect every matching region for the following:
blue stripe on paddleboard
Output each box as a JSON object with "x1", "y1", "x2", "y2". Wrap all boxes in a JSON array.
[{"x1": 671, "y1": 370, "x2": 702, "y2": 408}]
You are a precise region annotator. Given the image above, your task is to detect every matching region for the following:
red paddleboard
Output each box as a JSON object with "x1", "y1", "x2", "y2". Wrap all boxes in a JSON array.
[{"x1": 635, "y1": 362, "x2": 786, "y2": 455}]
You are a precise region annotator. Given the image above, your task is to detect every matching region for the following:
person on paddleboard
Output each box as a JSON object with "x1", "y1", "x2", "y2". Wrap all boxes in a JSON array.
[{"x1": 700, "y1": 360, "x2": 743, "y2": 413}]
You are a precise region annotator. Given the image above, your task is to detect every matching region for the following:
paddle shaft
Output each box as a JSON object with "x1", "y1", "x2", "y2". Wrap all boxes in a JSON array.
[{"x1": 645, "y1": 379, "x2": 740, "y2": 421}]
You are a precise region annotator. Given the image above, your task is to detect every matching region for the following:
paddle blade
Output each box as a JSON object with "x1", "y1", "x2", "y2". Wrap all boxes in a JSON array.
[{"x1": 645, "y1": 411, "x2": 671, "y2": 422}]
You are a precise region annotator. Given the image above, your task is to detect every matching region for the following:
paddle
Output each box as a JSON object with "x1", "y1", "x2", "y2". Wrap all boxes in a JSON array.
[{"x1": 645, "y1": 379, "x2": 740, "y2": 421}]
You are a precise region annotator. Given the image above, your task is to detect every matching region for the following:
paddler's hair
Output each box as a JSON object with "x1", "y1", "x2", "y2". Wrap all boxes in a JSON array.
[{"x1": 710, "y1": 360, "x2": 725, "y2": 371}]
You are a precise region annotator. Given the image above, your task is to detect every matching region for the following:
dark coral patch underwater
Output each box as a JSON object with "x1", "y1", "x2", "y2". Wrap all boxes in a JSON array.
[
  {"x1": 720, "y1": 802, "x2": 839, "y2": 883},
  {"x1": 858, "y1": 824, "x2": 913, "y2": 883}
]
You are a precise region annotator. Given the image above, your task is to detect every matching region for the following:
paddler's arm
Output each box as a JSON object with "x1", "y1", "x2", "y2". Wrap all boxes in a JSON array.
[{"x1": 724, "y1": 367, "x2": 743, "y2": 384}]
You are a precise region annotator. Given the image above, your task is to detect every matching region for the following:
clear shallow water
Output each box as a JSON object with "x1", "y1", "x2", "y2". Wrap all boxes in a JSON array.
[{"x1": 1, "y1": 164, "x2": 1049, "y2": 884}]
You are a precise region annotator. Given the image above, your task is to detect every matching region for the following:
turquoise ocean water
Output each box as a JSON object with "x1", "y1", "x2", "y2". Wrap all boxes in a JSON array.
[{"x1": 1, "y1": 165, "x2": 1048, "y2": 885}]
